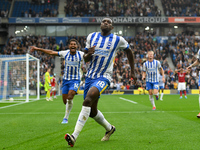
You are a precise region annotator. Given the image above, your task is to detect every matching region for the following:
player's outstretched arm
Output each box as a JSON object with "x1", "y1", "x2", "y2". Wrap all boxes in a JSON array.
[
  {"x1": 30, "y1": 46, "x2": 59, "y2": 56},
  {"x1": 125, "y1": 48, "x2": 137, "y2": 84},
  {"x1": 187, "y1": 59, "x2": 200, "y2": 70}
]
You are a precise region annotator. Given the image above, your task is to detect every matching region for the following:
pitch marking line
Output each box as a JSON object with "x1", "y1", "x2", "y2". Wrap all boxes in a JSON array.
[
  {"x1": 0, "y1": 98, "x2": 46, "y2": 109},
  {"x1": 119, "y1": 97, "x2": 137, "y2": 104},
  {"x1": 0, "y1": 111, "x2": 198, "y2": 115}
]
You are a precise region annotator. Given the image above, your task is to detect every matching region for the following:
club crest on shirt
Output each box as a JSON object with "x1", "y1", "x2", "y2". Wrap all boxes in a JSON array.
[{"x1": 107, "y1": 41, "x2": 112, "y2": 48}]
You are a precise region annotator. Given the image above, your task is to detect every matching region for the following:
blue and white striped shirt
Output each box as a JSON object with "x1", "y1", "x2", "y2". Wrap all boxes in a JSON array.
[
  {"x1": 85, "y1": 32, "x2": 129, "y2": 82},
  {"x1": 58, "y1": 50, "x2": 84, "y2": 80},
  {"x1": 143, "y1": 59, "x2": 161, "y2": 83}
]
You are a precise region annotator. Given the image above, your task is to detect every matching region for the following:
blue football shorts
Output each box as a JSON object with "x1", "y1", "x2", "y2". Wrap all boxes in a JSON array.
[
  {"x1": 146, "y1": 82, "x2": 159, "y2": 90},
  {"x1": 62, "y1": 79, "x2": 80, "y2": 94},
  {"x1": 84, "y1": 77, "x2": 110, "y2": 99}
]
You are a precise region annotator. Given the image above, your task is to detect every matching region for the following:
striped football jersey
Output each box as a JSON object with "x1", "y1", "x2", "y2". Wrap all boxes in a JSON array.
[
  {"x1": 58, "y1": 50, "x2": 84, "y2": 80},
  {"x1": 143, "y1": 59, "x2": 161, "y2": 83},
  {"x1": 85, "y1": 32, "x2": 129, "y2": 82}
]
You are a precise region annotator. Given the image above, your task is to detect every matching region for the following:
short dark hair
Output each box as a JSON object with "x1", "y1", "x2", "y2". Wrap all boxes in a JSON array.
[{"x1": 69, "y1": 39, "x2": 78, "y2": 45}]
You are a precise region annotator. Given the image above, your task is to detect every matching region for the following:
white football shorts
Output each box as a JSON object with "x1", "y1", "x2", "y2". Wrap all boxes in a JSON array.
[{"x1": 178, "y1": 82, "x2": 186, "y2": 91}]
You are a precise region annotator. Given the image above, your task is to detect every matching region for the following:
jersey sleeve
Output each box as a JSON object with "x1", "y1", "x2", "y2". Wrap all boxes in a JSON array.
[
  {"x1": 197, "y1": 49, "x2": 200, "y2": 60},
  {"x1": 58, "y1": 50, "x2": 69, "y2": 58},
  {"x1": 143, "y1": 62, "x2": 146, "y2": 71},
  {"x1": 79, "y1": 51, "x2": 84, "y2": 59},
  {"x1": 85, "y1": 33, "x2": 94, "y2": 51},
  {"x1": 157, "y1": 61, "x2": 161, "y2": 69},
  {"x1": 118, "y1": 36, "x2": 129, "y2": 50}
]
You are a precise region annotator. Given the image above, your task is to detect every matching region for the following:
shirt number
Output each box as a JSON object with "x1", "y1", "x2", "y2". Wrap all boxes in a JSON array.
[{"x1": 96, "y1": 81, "x2": 105, "y2": 88}]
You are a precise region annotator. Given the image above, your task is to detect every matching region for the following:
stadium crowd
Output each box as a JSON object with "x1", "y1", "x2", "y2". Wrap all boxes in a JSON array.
[
  {"x1": 64, "y1": 0, "x2": 161, "y2": 17},
  {"x1": 0, "y1": 9, "x2": 9, "y2": 18},
  {"x1": 21, "y1": 8, "x2": 58, "y2": 18},
  {"x1": 1, "y1": 32, "x2": 200, "y2": 92},
  {"x1": 169, "y1": 32, "x2": 200, "y2": 90},
  {"x1": 162, "y1": 0, "x2": 200, "y2": 16}
]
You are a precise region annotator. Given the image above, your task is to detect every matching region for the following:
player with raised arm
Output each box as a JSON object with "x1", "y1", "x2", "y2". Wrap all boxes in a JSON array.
[
  {"x1": 65, "y1": 18, "x2": 137, "y2": 147},
  {"x1": 142, "y1": 51, "x2": 165, "y2": 110},
  {"x1": 159, "y1": 72, "x2": 165, "y2": 101},
  {"x1": 175, "y1": 68, "x2": 189, "y2": 99},
  {"x1": 187, "y1": 50, "x2": 200, "y2": 118},
  {"x1": 50, "y1": 73, "x2": 57, "y2": 100},
  {"x1": 30, "y1": 39, "x2": 84, "y2": 123}
]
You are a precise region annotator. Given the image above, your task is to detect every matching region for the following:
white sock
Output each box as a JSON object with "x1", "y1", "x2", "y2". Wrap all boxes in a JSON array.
[
  {"x1": 149, "y1": 95, "x2": 155, "y2": 107},
  {"x1": 72, "y1": 106, "x2": 91, "y2": 140},
  {"x1": 160, "y1": 93, "x2": 164, "y2": 99},
  {"x1": 64, "y1": 99, "x2": 73, "y2": 119},
  {"x1": 154, "y1": 93, "x2": 159, "y2": 97},
  {"x1": 198, "y1": 95, "x2": 200, "y2": 109},
  {"x1": 93, "y1": 110, "x2": 112, "y2": 132}
]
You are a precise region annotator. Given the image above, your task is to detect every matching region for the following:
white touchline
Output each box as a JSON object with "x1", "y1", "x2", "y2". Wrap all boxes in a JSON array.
[
  {"x1": 0, "y1": 99, "x2": 43, "y2": 109},
  {"x1": 0, "y1": 111, "x2": 198, "y2": 115},
  {"x1": 119, "y1": 97, "x2": 137, "y2": 104}
]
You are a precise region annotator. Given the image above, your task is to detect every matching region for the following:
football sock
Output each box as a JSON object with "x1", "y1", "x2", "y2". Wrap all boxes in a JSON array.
[
  {"x1": 199, "y1": 94, "x2": 200, "y2": 105},
  {"x1": 180, "y1": 91, "x2": 182, "y2": 97},
  {"x1": 54, "y1": 91, "x2": 56, "y2": 96},
  {"x1": 50, "y1": 92, "x2": 52, "y2": 97},
  {"x1": 183, "y1": 90, "x2": 186, "y2": 96},
  {"x1": 93, "y1": 110, "x2": 112, "y2": 132},
  {"x1": 64, "y1": 99, "x2": 73, "y2": 119},
  {"x1": 72, "y1": 106, "x2": 91, "y2": 140},
  {"x1": 160, "y1": 93, "x2": 164, "y2": 99},
  {"x1": 149, "y1": 95, "x2": 155, "y2": 107},
  {"x1": 154, "y1": 93, "x2": 159, "y2": 99}
]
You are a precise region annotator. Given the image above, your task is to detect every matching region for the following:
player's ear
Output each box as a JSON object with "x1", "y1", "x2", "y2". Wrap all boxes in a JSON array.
[{"x1": 111, "y1": 26, "x2": 114, "y2": 30}]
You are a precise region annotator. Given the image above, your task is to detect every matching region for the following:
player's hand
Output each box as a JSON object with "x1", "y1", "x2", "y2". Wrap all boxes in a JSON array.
[
  {"x1": 186, "y1": 66, "x2": 191, "y2": 71},
  {"x1": 49, "y1": 83, "x2": 52, "y2": 87},
  {"x1": 88, "y1": 45, "x2": 95, "y2": 55},
  {"x1": 162, "y1": 77, "x2": 165, "y2": 83},
  {"x1": 29, "y1": 46, "x2": 39, "y2": 53},
  {"x1": 142, "y1": 76, "x2": 145, "y2": 81}
]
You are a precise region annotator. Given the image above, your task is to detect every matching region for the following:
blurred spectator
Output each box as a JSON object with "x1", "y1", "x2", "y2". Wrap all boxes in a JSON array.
[
  {"x1": 162, "y1": 0, "x2": 200, "y2": 16},
  {"x1": 65, "y1": 0, "x2": 160, "y2": 17}
]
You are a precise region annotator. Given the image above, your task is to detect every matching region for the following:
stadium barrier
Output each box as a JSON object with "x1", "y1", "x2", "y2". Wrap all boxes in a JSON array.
[
  {"x1": 35, "y1": 89, "x2": 196, "y2": 96},
  {"x1": 75, "y1": 89, "x2": 194, "y2": 95}
]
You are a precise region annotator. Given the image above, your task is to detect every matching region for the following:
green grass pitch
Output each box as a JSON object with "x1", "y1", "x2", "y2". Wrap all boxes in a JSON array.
[{"x1": 1, "y1": 94, "x2": 200, "y2": 150}]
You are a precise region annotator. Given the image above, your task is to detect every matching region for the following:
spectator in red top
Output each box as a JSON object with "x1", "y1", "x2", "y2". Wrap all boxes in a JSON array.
[
  {"x1": 175, "y1": 68, "x2": 189, "y2": 99},
  {"x1": 126, "y1": 83, "x2": 130, "y2": 90}
]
